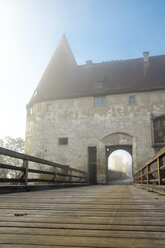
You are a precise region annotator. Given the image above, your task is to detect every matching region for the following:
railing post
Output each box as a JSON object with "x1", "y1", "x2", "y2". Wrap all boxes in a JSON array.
[
  {"x1": 137, "y1": 172, "x2": 139, "y2": 184},
  {"x1": 157, "y1": 157, "x2": 162, "y2": 185},
  {"x1": 84, "y1": 172, "x2": 87, "y2": 183},
  {"x1": 147, "y1": 164, "x2": 150, "y2": 185},
  {"x1": 141, "y1": 170, "x2": 143, "y2": 184},
  {"x1": 69, "y1": 170, "x2": 72, "y2": 184},
  {"x1": 22, "y1": 160, "x2": 28, "y2": 186},
  {"x1": 53, "y1": 167, "x2": 56, "y2": 184}
]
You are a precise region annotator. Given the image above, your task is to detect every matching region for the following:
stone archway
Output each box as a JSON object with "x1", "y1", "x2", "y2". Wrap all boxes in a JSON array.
[
  {"x1": 106, "y1": 146, "x2": 133, "y2": 184},
  {"x1": 102, "y1": 132, "x2": 135, "y2": 184},
  {"x1": 106, "y1": 145, "x2": 132, "y2": 157}
]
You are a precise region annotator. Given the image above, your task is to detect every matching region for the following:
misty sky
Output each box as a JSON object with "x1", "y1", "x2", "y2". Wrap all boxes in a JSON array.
[
  {"x1": 0, "y1": 0, "x2": 165, "y2": 139},
  {"x1": 108, "y1": 150, "x2": 132, "y2": 176}
]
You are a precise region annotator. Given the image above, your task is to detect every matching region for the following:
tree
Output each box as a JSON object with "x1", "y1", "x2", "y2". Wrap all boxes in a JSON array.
[
  {"x1": 3, "y1": 136, "x2": 24, "y2": 153},
  {"x1": 0, "y1": 136, "x2": 24, "y2": 178}
]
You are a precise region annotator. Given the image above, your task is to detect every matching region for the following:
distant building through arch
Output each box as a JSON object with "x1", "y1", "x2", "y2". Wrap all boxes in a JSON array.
[{"x1": 108, "y1": 149, "x2": 133, "y2": 185}]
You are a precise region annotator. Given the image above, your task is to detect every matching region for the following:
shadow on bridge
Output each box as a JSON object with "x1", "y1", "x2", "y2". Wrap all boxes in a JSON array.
[{"x1": 108, "y1": 178, "x2": 133, "y2": 185}]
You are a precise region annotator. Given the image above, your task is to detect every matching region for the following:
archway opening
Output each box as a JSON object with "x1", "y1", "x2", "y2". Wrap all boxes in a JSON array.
[{"x1": 108, "y1": 149, "x2": 133, "y2": 185}]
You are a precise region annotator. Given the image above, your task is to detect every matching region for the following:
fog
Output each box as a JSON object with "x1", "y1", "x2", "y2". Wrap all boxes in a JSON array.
[{"x1": 108, "y1": 150, "x2": 132, "y2": 181}]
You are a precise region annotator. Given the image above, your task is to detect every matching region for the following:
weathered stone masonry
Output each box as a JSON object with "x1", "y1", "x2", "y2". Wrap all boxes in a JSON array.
[{"x1": 25, "y1": 36, "x2": 165, "y2": 184}]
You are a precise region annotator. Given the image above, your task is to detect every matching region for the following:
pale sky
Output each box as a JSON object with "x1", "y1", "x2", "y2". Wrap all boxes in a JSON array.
[{"x1": 0, "y1": 0, "x2": 165, "y2": 139}]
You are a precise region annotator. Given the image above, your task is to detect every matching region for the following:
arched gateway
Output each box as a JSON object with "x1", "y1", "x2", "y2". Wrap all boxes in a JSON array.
[
  {"x1": 102, "y1": 133, "x2": 134, "y2": 184},
  {"x1": 108, "y1": 149, "x2": 133, "y2": 184}
]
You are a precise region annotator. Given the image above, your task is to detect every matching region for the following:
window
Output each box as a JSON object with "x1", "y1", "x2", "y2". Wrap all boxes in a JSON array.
[
  {"x1": 33, "y1": 90, "x2": 37, "y2": 97},
  {"x1": 47, "y1": 103, "x2": 53, "y2": 112},
  {"x1": 94, "y1": 96, "x2": 106, "y2": 107},
  {"x1": 27, "y1": 107, "x2": 33, "y2": 115},
  {"x1": 151, "y1": 115, "x2": 165, "y2": 146},
  {"x1": 129, "y1": 95, "x2": 135, "y2": 105},
  {"x1": 96, "y1": 81, "x2": 103, "y2": 89},
  {"x1": 58, "y1": 137, "x2": 68, "y2": 145}
]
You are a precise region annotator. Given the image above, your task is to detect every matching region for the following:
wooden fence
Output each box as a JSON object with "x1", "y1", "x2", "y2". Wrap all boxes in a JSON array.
[
  {"x1": 0, "y1": 147, "x2": 88, "y2": 193},
  {"x1": 133, "y1": 147, "x2": 165, "y2": 185}
]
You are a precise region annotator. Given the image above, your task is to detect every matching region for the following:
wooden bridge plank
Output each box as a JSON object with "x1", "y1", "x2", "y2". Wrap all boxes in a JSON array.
[
  {"x1": 0, "y1": 246, "x2": 93, "y2": 248},
  {"x1": 0, "y1": 185, "x2": 165, "y2": 247},
  {"x1": 1, "y1": 215, "x2": 165, "y2": 225},
  {"x1": 0, "y1": 227, "x2": 165, "y2": 240},
  {"x1": 0, "y1": 233, "x2": 164, "y2": 247},
  {"x1": 0, "y1": 222, "x2": 165, "y2": 232}
]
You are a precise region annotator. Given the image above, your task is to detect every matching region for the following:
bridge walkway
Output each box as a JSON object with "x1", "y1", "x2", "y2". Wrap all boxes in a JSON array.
[{"x1": 0, "y1": 185, "x2": 165, "y2": 247}]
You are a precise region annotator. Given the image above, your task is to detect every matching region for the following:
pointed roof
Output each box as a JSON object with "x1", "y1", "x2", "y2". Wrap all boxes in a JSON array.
[
  {"x1": 28, "y1": 35, "x2": 77, "y2": 105},
  {"x1": 50, "y1": 34, "x2": 77, "y2": 68},
  {"x1": 27, "y1": 37, "x2": 165, "y2": 107}
]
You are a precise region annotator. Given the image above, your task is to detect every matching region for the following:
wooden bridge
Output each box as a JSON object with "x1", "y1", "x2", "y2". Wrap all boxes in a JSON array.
[{"x1": 0, "y1": 147, "x2": 165, "y2": 247}]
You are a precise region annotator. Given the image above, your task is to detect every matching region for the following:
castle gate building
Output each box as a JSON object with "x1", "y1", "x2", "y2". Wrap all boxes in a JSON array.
[{"x1": 25, "y1": 36, "x2": 165, "y2": 184}]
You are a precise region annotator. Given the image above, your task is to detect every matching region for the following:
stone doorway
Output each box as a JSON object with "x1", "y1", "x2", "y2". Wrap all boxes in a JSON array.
[
  {"x1": 106, "y1": 145, "x2": 133, "y2": 185},
  {"x1": 88, "y1": 146, "x2": 97, "y2": 185}
]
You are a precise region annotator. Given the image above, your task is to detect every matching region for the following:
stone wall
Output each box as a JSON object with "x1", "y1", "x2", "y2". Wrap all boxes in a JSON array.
[{"x1": 25, "y1": 90, "x2": 165, "y2": 184}]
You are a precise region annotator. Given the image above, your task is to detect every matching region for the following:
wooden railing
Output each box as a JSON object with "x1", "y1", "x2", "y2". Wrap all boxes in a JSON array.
[
  {"x1": 133, "y1": 147, "x2": 165, "y2": 185},
  {"x1": 0, "y1": 147, "x2": 88, "y2": 193}
]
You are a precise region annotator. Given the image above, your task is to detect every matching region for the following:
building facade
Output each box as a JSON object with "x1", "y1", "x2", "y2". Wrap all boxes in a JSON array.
[{"x1": 25, "y1": 36, "x2": 165, "y2": 184}]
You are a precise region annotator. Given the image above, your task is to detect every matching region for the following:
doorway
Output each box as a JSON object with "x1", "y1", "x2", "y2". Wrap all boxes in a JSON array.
[
  {"x1": 106, "y1": 145, "x2": 133, "y2": 185},
  {"x1": 88, "y1": 146, "x2": 97, "y2": 185}
]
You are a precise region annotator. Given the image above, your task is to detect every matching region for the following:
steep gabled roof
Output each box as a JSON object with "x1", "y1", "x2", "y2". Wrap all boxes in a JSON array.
[{"x1": 28, "y1": 37, "x2": 165, "y2": 106}]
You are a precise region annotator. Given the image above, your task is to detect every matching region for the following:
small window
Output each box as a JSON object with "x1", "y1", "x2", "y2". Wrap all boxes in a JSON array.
[
  {"x1": 47, "y1": 103, "x2": 53, "y2": 112},
  {"x1": 94, "y1": 96, "x2": 106, "y2": 107},
  {"x1": 33, "y1": 90, "x2": 37, "y2": 97},
  {"x1": 129, "y1": 95, "x2": 135, "y2": 105},
  {"x1": 27, "y1": 107, "x2": 33, "y2": 115},
  {"x1": 96, "y1": 81, "x2": 103, "y2": 88},
  {"x1": 58, "y1": 137, "x2": 68, "y2": 145}
]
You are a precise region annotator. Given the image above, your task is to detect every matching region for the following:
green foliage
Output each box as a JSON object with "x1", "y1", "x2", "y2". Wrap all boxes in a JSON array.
[
  {"x1": 2, "y1": 136, "x2": 24, "y2": 153},
  {"x1": 0, "y1": 136, "x2": 24, "y2": 178}
]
